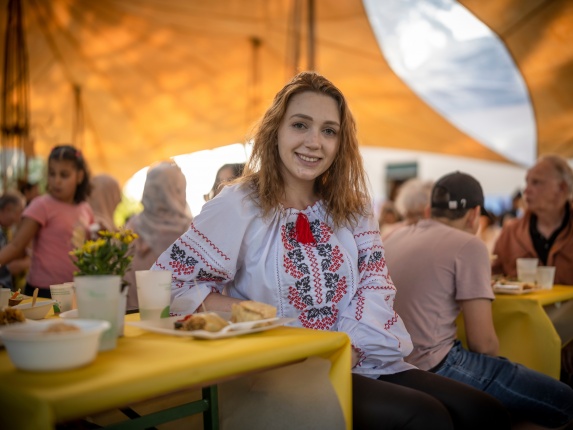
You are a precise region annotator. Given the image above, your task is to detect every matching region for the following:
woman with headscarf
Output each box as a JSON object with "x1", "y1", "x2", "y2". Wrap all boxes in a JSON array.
[
  {"x1": 124, "y1": 161, "x2": 193, "y2": 310},
  {"x1": 87, "y1": 174, "x2": 122, "y2": 234}
]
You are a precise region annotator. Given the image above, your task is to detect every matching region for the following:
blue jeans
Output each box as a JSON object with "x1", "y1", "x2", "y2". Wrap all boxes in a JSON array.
[{"x1": 434, "y1": 340, "x2": 573, "y2": 428}]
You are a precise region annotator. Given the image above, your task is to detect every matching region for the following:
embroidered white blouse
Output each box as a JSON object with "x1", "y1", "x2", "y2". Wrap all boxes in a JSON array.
[{"x1": 153, "y1": 184, "x2": 414, "y2": 377}]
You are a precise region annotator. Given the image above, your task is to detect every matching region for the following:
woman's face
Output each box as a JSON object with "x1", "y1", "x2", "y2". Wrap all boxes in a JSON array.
[
  {"x1": 47, "y1": 160, "x2": 83, "y2": 203},
  {"x1": 277, "y1": 91, "x2": 340, "y2": 190}
]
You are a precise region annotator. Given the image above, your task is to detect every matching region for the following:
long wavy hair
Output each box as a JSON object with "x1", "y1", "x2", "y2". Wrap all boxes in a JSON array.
[{"x1": 241, "y1": 71, "x2": 370, "y2": 228}]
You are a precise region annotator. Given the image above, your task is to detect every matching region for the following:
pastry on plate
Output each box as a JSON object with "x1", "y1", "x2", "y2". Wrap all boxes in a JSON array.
[
  {"x1": 174, "y1": 312, "x2": 229, "y2": 332},
  {"x1": 231, "y1": 300, "x2": 277, "y2": 323}
]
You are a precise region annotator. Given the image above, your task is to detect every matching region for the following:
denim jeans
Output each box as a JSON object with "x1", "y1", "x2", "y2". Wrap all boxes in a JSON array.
[{"x1": 434, "y1": 340, "x2": 573, "y2": 427}]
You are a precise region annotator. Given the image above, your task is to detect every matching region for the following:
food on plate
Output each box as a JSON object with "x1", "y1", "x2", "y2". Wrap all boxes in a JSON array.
[
  {"x1": 231, "y1": 300, "x2": 277, "y2": 323},
  {"x1": 8, "y1": 289, "x2": 24, "y2": 307},
  {"x1": 0, "y1": 307, "x2": 26, "y2": 325},
  {"x1": 43, "y1": 322, "x2": 81, "y2": 333},
  {"x1": 174, "y1": 312, "x2": 229, "y2": 332},
  {"x1": 492, "y1": 278, "x2": 536, "y2": 290}
]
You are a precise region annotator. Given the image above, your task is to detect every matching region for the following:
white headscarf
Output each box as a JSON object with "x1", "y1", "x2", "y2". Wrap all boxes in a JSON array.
[{"x1": 131, "y1": 161, "x2": 193, "y2": 256}]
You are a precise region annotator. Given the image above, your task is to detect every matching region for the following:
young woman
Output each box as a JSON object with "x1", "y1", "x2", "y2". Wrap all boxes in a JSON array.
[
  {"x1": 0, "y1": 145, "x2": 93, "y2": 298},
  {"x1": 152, "y1": 72, "x2": 510, "y2": 429}
]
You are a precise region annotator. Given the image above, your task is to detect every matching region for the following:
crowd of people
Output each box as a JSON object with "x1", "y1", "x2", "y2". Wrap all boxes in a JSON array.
[{"x1": 0, "y1": 71, "x2": 572, "y2": 428}]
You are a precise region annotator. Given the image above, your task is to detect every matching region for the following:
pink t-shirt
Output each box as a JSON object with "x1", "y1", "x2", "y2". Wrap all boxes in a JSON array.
[
  {"x1": 23, "y1": 195, "x2": 94, "y2": 289},
  {"x1": 384, "y1": 219, "x2": 494, "y2": 371}
]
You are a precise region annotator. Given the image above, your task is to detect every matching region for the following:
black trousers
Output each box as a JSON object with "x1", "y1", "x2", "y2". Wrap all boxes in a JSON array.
[
  {"x1": 24, "y1": 283, "x2": 52, "y2": 299},
  {"x1": 353, "y1": 369, "x2": 510, "y2": 430}
]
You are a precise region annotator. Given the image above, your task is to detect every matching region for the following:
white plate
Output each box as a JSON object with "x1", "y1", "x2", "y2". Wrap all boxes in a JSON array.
[
  {"x1": 127, "y1": 313, "x2": 296, "y2": 339},
  {"x1": 59, "y1": 309, "x2": 78, "y2": 319},
  {"x1": 493, "y1": 283, "x2": 540, "y2": 295}
]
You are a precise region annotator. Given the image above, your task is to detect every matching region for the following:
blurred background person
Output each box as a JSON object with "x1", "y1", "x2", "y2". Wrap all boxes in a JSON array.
[
  {"x1": 477, "y1": 209, "x2": 501, "y2": 255},
  {"x1": 499, "y1": 189, "x2": 524, "y2": 227},
  {"x1": 378, "y1": 200, "x2": 402, "y2": 238},
  {"x1": 125, "y1": 161, "x2": 193, "y2": 310},
  {"x1": 492, "y1": 154, "x2": 573, "y2": 284},
  {"x1": 382, "y1": 178, "x2": 433, "y2": 241},
  {"x1": 204, "y1": 163, "x2": 245, "y2": 202},
  {"x1": 0, "y1": 191, "x2": 29, "y2": 290},
  {"x1": 17, "y1": 179, "x2": 41, "y2": 207},
  {"x1": 87, "y1": 173, "x2": 122, "y2": 234}
]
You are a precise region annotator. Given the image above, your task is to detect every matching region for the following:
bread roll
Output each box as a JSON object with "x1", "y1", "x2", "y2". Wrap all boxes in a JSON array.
[{"x1": 231, "y1": 300, "x2": 277, "y2": 323}]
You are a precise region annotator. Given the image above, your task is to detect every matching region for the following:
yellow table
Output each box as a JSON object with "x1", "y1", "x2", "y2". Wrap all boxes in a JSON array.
[
  {"x1": 457, "y1": 285, "x2": 573, "y2": 379},
  {"x1": 0, "y1": 316, "x2": 352, "y2": 430}
]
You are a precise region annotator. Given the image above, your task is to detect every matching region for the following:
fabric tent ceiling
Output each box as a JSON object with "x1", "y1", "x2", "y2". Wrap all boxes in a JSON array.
[{"x1": 0, "y1": 0, "x2": 571, "y2": 185}]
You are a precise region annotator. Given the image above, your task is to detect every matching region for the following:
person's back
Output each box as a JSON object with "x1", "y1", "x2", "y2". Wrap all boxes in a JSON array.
[
  {"x1": 386, "y1": 219, "x2": 491, "y2": 370},
  {"x1": 385, "y1": 171, "x2": 573, "y2": 428}
]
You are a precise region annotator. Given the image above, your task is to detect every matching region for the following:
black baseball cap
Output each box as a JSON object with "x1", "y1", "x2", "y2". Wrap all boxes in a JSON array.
[{"x1": 431, "y1": 171, "x2": 490, "y2": 218}]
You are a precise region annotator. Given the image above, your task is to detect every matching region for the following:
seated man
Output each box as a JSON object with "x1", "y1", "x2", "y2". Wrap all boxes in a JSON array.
[
  {"x1": 492, "y1": 154, "x2": 573, "y2": 284},
  {"x1": 384, "y1": 171, "x2": 573, "y2": 428}
]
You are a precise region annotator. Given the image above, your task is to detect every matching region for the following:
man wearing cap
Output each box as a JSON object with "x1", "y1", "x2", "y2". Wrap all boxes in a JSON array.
[{"x1": 383, "y1": 171, "x2": 573, "y2": 428}]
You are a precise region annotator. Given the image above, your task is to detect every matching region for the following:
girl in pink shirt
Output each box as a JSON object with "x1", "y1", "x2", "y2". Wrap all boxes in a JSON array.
[{"x1": 0, "y1": 145, "x2": 93, "y2": 298}]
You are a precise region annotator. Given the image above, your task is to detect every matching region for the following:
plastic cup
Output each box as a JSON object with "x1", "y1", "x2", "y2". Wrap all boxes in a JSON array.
[
  {"x1": 0, "y1": 288, "x2": 11, "y2": 308},
  {"x1": 49, "y1": 283, "x2": 74, "y2": 314},
  {"x1": 516, "y1": 258, "x2": 539, "y2": 283},
  {"x1": 74, "y1": 275, "x2": 121, "y2": 351},
  {"x1": 135, "y1": 270, "x2": 172, "y2": 320},
  {"x1": 536, "y1": 266, "x2": 556, "y2": 290}
]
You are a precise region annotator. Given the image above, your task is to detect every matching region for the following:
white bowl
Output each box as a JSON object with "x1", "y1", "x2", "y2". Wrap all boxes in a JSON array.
[
  {"x1": 11, "y1": 300, "x2": 56, "y2": 320},
  {"x1": 0, "y1": 319, "x2": 110, "y2": 372},
  {"x1": 59, "y1": 309, "x2": 78, "y2": 319}
]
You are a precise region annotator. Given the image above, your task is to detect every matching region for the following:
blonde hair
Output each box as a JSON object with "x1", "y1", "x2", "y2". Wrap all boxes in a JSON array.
[{"x1": 241, "y1": 71, "x2": 370, "y2": 228}]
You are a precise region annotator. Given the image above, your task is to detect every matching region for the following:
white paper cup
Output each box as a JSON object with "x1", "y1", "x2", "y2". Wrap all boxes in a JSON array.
[
  {"x1": 516, "y1": 258, "x2": 539, "y2": 283},
  {"x1": 49, "y1": 283, "x2": 74, "y2": 314},
  {"x1": 135, "y1": 270, "x2": 172, "y2": 320},
  {"x1": 74, "y1": 275, "x2": 121, "y2": 351},
  {"x1": 0, "y1": 288, "x2": 11, "y2": 308},
  {"x1": 536, "y1": 266, "x2": 556, "y2": 290}
]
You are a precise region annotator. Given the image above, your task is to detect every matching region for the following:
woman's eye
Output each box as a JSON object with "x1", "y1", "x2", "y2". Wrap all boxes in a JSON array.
[
  {"x1": 323, "y1": 128, "x2": 337, "y2": 136},
  {"x1": 292, "y1": 122, "x2": 306, "y2": 129}
]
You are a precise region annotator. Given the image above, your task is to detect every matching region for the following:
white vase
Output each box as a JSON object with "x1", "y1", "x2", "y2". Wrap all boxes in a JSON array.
[{"x1": 74, "y1": 275, "x2": 122, "y2": 351}]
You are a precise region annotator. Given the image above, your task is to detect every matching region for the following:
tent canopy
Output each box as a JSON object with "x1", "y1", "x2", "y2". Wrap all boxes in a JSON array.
[{"x1": 1, "y1": 0, "x2": 571, "y2": 185}]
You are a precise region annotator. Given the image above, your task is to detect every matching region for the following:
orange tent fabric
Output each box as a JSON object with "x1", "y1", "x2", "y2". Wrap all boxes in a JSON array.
[{"x1": 0, "y1": 0, "x2": 569, "y2": 184}]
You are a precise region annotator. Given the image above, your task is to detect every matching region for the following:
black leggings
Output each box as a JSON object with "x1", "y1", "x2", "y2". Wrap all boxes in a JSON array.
[{"x1": 353, "y1": 369, "x2": 511, "y2": 430}]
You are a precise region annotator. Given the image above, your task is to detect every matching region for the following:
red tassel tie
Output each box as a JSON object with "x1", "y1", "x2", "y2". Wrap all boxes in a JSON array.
[{"x1": 295, "y1": 212, "x2": 315, "y2": 244}]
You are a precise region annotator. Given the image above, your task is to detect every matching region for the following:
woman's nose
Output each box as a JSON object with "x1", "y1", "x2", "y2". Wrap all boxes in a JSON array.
[{"x1": 305, "y1": 129, "x2": 321, "y2": 148}]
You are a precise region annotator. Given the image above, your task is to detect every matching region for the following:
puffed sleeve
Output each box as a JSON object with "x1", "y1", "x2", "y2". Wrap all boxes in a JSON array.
[
  {"x1": 338, "y1": 213, "x2": 415, "y2": 375},
  {"x1": 152, "y1": 185, "x2": 253, "y2": 315}
]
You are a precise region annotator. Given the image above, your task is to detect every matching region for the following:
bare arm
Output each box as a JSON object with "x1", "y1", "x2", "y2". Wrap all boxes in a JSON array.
[
  {"x1": 203, "y1": 291, "x2": 243, "y2": 312},
  {"x1": 460, "y1": 298, "x2": 499, "y2": 356},
  {"x1": 0, "y1": 218, "x2": 40, "y2": 266}
]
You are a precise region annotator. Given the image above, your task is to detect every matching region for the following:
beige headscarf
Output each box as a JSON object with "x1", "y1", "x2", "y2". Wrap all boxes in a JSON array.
[
  {"x1": 87, "y1": 174, "x2": 122, "y2": 232},
  {"x1": 125, "y1": 161, "x2": 193, "y2": 309}
]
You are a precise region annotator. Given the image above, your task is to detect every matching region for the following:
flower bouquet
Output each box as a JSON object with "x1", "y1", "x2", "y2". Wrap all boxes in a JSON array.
[{"x1": 69, "y1": 229, "x2": 138, "y2": 284}]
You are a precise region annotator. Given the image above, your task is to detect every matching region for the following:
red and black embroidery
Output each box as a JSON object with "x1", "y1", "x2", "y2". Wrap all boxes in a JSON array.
[
  {"x1": 169, "y1": 243, "x2": 198, "y2": 276},
  {"x1": 196, "y1": 268, "x2": 226, "y2": 283},
  {"x1": 283, "y1": 217, "x2": 347, "y2": 330}
]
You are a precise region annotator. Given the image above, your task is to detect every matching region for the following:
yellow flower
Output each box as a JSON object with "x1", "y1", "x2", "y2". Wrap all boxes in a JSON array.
[{"x1": 69, "y1": 228, "x2": 138, "y2": 278}]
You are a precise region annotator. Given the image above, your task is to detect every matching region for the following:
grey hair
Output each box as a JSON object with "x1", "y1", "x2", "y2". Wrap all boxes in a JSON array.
[
  {"x1": 538, "y1": 154, "x2": 573, "y2": 199},
  {"x1": 394, "y1": 178, "x2": 434, "y2": 218}
]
